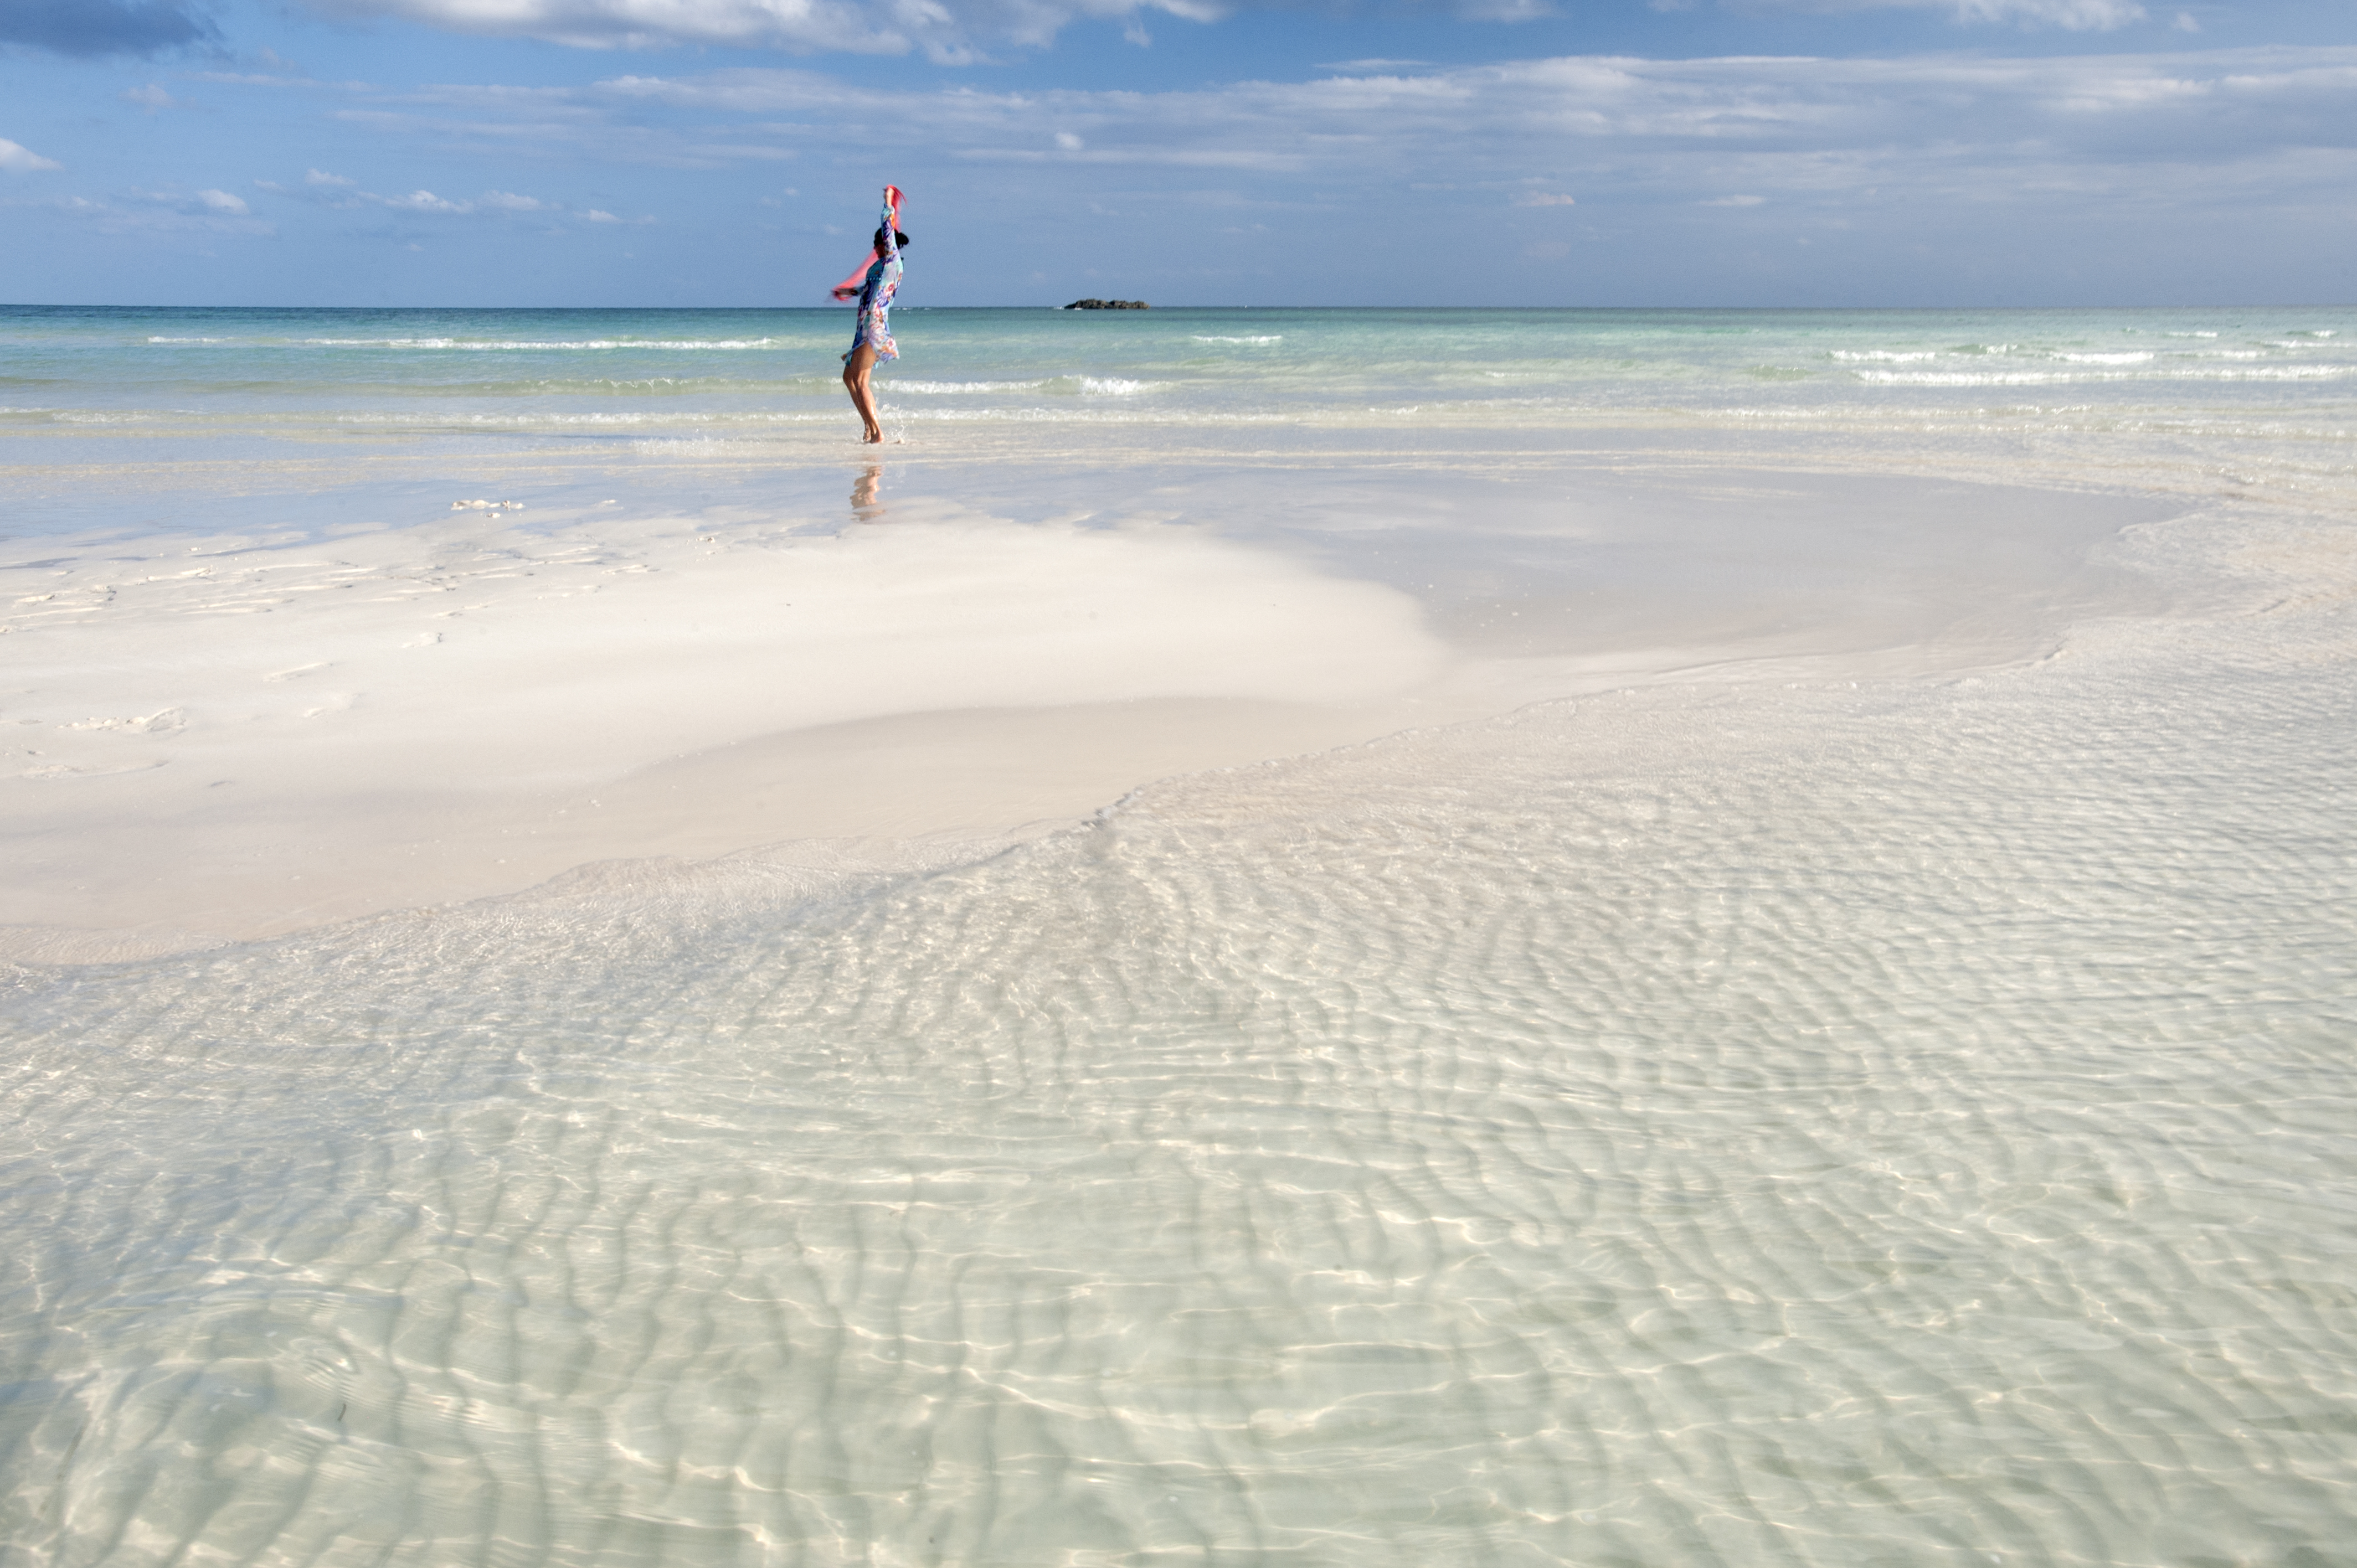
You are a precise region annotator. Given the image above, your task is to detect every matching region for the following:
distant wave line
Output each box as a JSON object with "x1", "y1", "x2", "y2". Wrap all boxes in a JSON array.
[
  {"x1": 147, "y1": 337, "x2": 812, "y2": 351},
  {"x1": 1854, "y1": 365, "x2": 2350, "y2": 386}
]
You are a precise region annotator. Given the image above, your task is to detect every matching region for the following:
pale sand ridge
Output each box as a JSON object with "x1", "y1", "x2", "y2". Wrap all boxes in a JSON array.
[{"x1": 1, "y1": 465, "x2": 2179, "y2": 958}]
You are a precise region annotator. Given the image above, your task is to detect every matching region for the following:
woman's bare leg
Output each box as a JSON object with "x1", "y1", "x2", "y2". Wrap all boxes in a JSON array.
[{"x1": 842, "y1": 344, "x2": 883, "y2": 443}]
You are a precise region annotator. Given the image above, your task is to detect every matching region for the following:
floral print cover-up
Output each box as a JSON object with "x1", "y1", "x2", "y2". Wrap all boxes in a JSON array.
[{"x1": 845, "y1": 190, "x2": 903, "y2": 363}]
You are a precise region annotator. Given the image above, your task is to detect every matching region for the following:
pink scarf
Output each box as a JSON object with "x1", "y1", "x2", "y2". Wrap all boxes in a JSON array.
[{"x1": 830, "y1": 185, "x2": 904, "y2": 303}]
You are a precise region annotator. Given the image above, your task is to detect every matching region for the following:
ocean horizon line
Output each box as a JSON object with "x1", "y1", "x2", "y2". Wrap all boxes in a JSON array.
[{"x1": 7, "y1": 300, "x2": 2354, "y2": 314}]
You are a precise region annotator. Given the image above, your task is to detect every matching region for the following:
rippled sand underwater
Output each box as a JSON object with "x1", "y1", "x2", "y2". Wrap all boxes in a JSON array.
[{"x1": 6, "y1": 520, "x2": 2355, "y2": 1566}]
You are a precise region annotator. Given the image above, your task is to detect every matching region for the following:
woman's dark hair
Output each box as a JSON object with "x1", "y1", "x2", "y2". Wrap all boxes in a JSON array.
[{"x1": 874, "y1": 228, "x2": 912, "y2": 251}]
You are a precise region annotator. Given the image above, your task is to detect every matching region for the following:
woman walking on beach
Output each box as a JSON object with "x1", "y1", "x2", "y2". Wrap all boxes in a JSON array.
[{"x1": 837, "y1": 185, "x2": 907, "y2": 444}]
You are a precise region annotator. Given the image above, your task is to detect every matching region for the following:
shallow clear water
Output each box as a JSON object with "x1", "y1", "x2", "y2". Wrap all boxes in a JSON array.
[
  {"x1": 6, "y1": 580, "x2": 2357, "y2": 1564},
  {"x1": 3, "y1": 308, "x2": 2356, "y2": 1564}
]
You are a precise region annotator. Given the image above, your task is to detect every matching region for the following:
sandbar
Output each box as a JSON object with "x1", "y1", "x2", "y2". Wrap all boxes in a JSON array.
[{"x1": 1, "y1": 460, "x2": 2181, "y2": 960}]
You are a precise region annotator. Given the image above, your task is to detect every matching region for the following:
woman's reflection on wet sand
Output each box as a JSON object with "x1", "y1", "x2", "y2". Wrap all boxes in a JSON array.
[{"x1": 851, "y1": 463, "x2": 886, "y2": 523}]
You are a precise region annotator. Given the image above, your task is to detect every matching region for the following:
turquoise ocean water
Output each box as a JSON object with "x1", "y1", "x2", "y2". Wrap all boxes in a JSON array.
[
  {"x1": 4, "y1": 302, "x2": 2353, "y2": 496},
  {"x1": 4, "y1": 305, "x2": 2356, "y2": 1565}
]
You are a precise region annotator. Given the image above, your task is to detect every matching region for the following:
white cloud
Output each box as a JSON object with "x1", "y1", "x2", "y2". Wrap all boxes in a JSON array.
[
  {"x1": 295, "y1": 0, "x2": 1519, "y2": 64},
  {"x1": 254, "y1": 171, "x2": 637, "y2": 226},
  {"x1": 280, "y1": 0, "x2": 2174, "y2": 63},
  {"x1": 64, "y1": 37, "x2": 2338, "y2": 307},
  {"x1": 683, "y1": 142, "x2": 796, "y2": 159},
  {"x1": 1516, "y1": 191, "x2": 1577, "y2": 205},
  {"x1": 0, "y1": 137, "x2": 64, "y2": 172},
  {"x1": 192, "y1": 70, "x2": 371, "y2": 88},
  {"x1": 122, "y1": 83, "x2": 179, "y2": 111},
  {"x1": 1748, "y1": 0, "x2": 2146, "y2": 29},
  {"x1": 215, "y1": 45, "x2": 2357, "y2": 271},
  {"x1": 54, "y1": 188, "x2": 276, "y2": 234},
  {"x1": 547, "y1": 46, "x2": 2356, "y2": 198},
  {"x1": 1950, "y1": 0, "x2": 2144, "y2": 26}
]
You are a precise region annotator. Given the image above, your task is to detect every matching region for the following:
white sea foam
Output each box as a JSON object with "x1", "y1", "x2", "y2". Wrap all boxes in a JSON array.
[
  {"x1": 884, "y1": 406, "x2": 1277, "y2": 424},
  {"x1": 1854, "y1": 365, "x2": 2350, "y2": 385},
  {"x1": 326, "y1": 409, "x2": 837, "y2": 426},
  {"x1": 288, "y1": 337, "x2": 796, "y2": 350},
  {"x1": 1193, "y1": 334, "x2": 1285, "y2": 343},
  {"x1": 888, "y1": 378, "x2": 1053, "y2": 394}
]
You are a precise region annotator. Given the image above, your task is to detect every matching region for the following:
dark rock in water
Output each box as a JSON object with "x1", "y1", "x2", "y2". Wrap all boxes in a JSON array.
[{"x1": 1063, "y1": 298, "x2": 1150, "y2": 310}]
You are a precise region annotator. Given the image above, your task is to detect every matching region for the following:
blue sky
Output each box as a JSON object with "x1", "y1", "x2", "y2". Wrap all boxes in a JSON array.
[{"x1": 2, "y1": 0, "x2": 2353, "y2": 306}]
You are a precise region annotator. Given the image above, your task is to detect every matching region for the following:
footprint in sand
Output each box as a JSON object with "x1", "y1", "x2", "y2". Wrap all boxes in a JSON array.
[
  {"x1": 20, "y1": 759, "x2": 169, "y2": 780},
  {"x1": 66, "y1": 708, "x2": 186, "y2": 735},
  {"x1": 265, "y1": 662, "x2": 331, "y2": 682}
]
